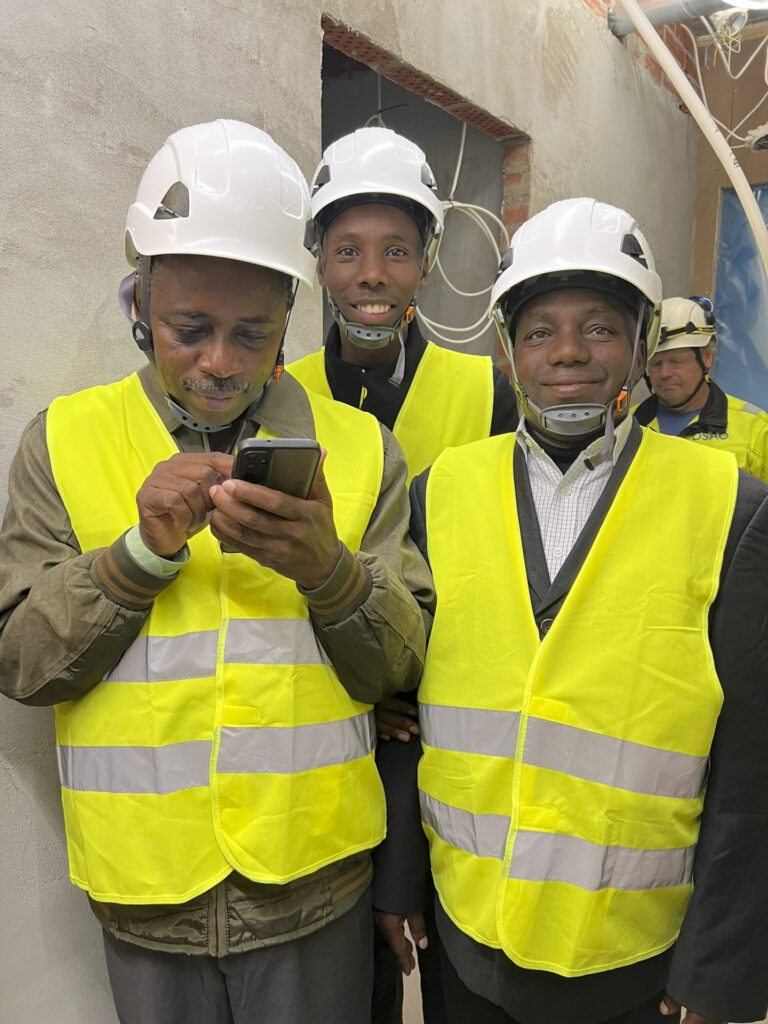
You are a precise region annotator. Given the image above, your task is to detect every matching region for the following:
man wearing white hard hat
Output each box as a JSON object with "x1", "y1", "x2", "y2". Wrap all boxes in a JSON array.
[
  {"x1": 634, "y1": 295, "x2": 768, "y2": 482},
  {"x1": 289, "y1": 125, "x2": 517, "y2": 1024},
  {"x1": 289, "y1": 126, "x2": 517, "y2": 486},
  {"x1": 382, "y1": 198, "x2": 768, "y2": 1024},
  {"x1": 0, "y1": 120, "x2": 433, "y2": 1023}
]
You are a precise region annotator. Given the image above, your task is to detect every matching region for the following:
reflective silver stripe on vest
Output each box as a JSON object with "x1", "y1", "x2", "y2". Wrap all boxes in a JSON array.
[
  {"x1": 225, "y1": 618, "x2": 331, "y2": 666},
  {"x1": 105, "y1": 619, "x2": 331, "y2": 683},
  {"x1": 420, "y1": 704, "x2": 520, "y2": 757},
  {"x1": 217, "y1": 711, "x2": 375, "y2": 774},
  {"x1": 420, "y1": 791, "x2": 510, "y2": 860},
  {"x1": 421, "y1": 792, "x2": 695, "y2": 891},
  {"x1": 105, "y1": 632, "x2": 219, "y2": 682},
  {"x1": 509, "y1": 830, "x2": 695, "y2": 891},
  {"x1": 522, "y1": 718, "x2": 707, "y2": 800},
  {"x1": 57, "y1": 741, "x2": 211, "y2": 794},
  {"x1": 420, "y1": 705, "x2": 706, "y2": 799}
]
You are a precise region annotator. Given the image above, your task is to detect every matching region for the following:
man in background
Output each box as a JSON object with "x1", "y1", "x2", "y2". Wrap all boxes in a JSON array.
[{"x1": 635, "y1": 294, "x2": 768, "y2": 481}]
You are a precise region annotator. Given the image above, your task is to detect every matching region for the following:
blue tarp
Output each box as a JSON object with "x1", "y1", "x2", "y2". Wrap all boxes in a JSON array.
[{"x1": 713, "y1": 185, "x2": 768, "y2": 409}]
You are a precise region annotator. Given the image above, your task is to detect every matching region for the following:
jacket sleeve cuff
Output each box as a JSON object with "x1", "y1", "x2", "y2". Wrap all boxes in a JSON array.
[
  {"x1": 298, "y1": 545, "x2": 372, "y2": 625},
  {"x1": 90, "y1": 530, "x2": 183, "y2": 610}
]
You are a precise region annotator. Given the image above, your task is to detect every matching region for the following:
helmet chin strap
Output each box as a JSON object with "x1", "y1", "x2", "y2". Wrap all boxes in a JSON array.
[
  {"x1": 164, "y1": 393, "x2": 262, "y2": 434},
  {"x1": 326, "y1": 295, "x2": 412, "y2": 387},
  {"x1": 327, "y1": 293, "x2": 414, "y2": 350},
  {"x1": 497, "y1": 305, "x2": 645, "y2": 466}
]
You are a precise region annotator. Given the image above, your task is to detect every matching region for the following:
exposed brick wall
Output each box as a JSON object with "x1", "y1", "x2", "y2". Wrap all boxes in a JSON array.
[
  {"x1": 322, "y1": 15, "x2": 532, "y2": 254},
  {"x1": 322, "y1": 16, "x2": 525, "y2": 142},
  {"x1": 581, "y1": 1, "x2": 700, "y2": 103},
  {"x1": 502, "y1": 139, "x2": 532, "y2": 235}
]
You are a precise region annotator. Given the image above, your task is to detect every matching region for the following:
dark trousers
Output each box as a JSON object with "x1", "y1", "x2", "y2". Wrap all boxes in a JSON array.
[
  {"x1": 103, "y1": 888, "x2": 373, "y2": 1024},
  {"x1": 438, "y1": 942, "x2": 682, "y2": 1024}
]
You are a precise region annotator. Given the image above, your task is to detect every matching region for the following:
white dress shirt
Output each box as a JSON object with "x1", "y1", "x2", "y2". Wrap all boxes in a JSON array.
[{"x1": 515, "y1": 415, "x2": 634, "y2": 580}]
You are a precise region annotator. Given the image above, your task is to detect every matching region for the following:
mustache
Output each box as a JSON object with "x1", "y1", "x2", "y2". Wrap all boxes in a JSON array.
[{"x1": 182, "y1": 376, "x2": 251, "y2": 395}]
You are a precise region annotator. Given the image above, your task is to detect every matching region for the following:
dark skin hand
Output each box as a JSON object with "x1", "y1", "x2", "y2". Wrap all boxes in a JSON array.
[
  {"x1": 208, "y1": 451, "x2": 342, "y2": 589},
  {"x1": 375, "y1": 910, "x2": 428, "y2": 975},
  {"x1": 660, "y1": 996, "x2": 724, "y2": 1024},
  {"x1": 376, "y1": 697, "x2": 420, "y2": 741},
  {"x1": 137, "y1": 452, "x2": 234, "y2": 556}
]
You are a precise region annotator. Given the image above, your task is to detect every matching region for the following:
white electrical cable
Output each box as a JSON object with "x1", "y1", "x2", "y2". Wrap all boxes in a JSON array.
[
  {"x1": 363, "y1": 75, "x2": 386, "y2": 127},
  {"x1": 448, "y1": 123, "x2": 467, "y2": 200},
  {"x1": 619, "y1": 0, "x2": 768, "y2": 298},
  {"x1": 681, "y1": 22, "x2": 751, "y2": 142},
  {"x1": 700, "y1": 13, "x2": 768, "y2": 79},
  {"x1": 434, "y1": 253, "x2": 492, "y2": 297},
  {"x1": 414, "y1": 121, "x2": 512, "y2": 346},
  {"x1": 421, "y1": 201, "x2": 512, "y2": 344},
  {"x1": 416, "y1": 308, "x2": 496, "y2": 346}
]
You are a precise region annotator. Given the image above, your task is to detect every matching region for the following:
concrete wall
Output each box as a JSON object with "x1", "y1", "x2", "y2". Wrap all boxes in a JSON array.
[{"x1": 0, "y1": 1, "x2": 698, "y2": 1018}]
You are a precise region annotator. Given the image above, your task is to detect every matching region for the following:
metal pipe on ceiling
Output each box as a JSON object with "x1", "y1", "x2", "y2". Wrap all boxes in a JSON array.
[{"x1": 609, "y1": 0, "x2": 727, "y2": 36}]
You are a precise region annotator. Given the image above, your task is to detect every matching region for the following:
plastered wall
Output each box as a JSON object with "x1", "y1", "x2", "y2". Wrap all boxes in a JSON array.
[{"x1": 0, "y1": 1, "x2": 698, "y2": 1019}]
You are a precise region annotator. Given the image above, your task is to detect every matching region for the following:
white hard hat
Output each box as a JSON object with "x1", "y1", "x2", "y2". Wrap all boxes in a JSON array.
[
  {"x1": 490, "y1": 197, "x2": 662, "y2": 361},
  {"x1": 309, "y1": 127, "x2": 444, "y2": 267},
  {"x1": 125, "y1": 119, "x2": 315, "y2": 287},
  {"x1": 657, "y1": 296, "x2": 716, "y2": 352}
]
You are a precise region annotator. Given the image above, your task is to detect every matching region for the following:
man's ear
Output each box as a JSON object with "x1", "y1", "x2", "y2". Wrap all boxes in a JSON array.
[
  {"x1": 417, "y1": 253, "x2": 430, "y2": 292},
  {"x1": 417, "y1": 260, "x2": 430, "y2": 292},
  {"x1": 315, "y1": 257, "x2": 326, "y2": 291},
  {"x1": 701, "y1": 346, "x2": 716, "y2": 370}
]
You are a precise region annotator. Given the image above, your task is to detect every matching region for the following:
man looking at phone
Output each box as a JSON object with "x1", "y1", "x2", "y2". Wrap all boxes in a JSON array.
[
  {"x1": 386, "y1": 198, "x2": 768, "y2": 1024},
  {"x1": 0, "y1": 120, "x2": 432, "y2": 1024}
]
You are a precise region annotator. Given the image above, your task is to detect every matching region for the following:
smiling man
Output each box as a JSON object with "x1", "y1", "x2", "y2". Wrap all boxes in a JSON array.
[
  {"x1": 634, "y1": 295, "x2": 768, "y2": 482},
  {"x1": 0, "y1": 120, "x2": 433, "y2": 1024},
  {"x1": 289, "y1": 125, "x2": 518, "y2": 1024},
  {"x1": 289, "y1": 126, "x2": 517, "y2": 483},
  {"x1": 383, "y1": 198, "x2": 768, "y2": 1024}
]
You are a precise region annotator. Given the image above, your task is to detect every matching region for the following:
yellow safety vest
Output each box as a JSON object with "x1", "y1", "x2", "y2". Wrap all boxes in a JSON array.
[
  {"x1": 47, "y1": 372, "x2": 386, "y2": 904},
  {"x1": 288, "y1": 341, "x2": 494, "y2": 481},
  {"x1": 419, "y1": 429, "x2": 737, "y2": 977},
  {"x1": 639, "y1": 391, "x2": 768, "y2": 484}
]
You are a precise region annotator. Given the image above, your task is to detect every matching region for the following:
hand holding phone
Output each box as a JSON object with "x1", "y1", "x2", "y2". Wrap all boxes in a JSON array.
[{"x1": 211, "y1": 437, "x2": 341, "y2": 588}]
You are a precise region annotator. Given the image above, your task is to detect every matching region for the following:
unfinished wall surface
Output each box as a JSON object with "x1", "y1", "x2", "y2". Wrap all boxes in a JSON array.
[{"x1": 0, "y1": 1, "x2": 697, "y2": 1019}]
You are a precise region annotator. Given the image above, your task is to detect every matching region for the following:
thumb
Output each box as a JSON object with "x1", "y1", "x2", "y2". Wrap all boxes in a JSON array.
[
  {"x1": 661, "y1": 995, "x2": 681, "y2": 1016},
  {"x1": 308, "y1": 448, "x2": 332, "y2": 505},
  {"x1": 407, "y1": 912, "x2": 428, "y2": 950}
]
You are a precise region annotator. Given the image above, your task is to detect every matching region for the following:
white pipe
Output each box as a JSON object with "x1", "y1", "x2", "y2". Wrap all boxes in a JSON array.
[
  {"x1": 610, "y1": 1, "x2": 726, "y2": 36},
  {"x1": 618, "y1": 0, "x2": 768, "y2": 291}
]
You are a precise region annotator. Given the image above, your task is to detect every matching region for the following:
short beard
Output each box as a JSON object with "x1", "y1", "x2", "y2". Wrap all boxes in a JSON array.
[{"x1": 182, "y1": 375, "x2": 251, "y2": 396}]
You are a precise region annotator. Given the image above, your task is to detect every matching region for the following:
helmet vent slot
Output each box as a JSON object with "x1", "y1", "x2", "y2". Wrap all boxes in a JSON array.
[
  {"x1": 153, "y1": 182, "x2": 190, "y2": 220},
  {"x1": 311, "y1": 165, "x2": 331, "y2": 195},
  {"x1": 620, "y1": 232, "x2": 648, "y2": 268}
]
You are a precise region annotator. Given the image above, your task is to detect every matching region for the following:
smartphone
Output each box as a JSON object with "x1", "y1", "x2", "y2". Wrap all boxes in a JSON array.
[{"x1": 231, "y1": 438, "x2": 321, "y2": 498}]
